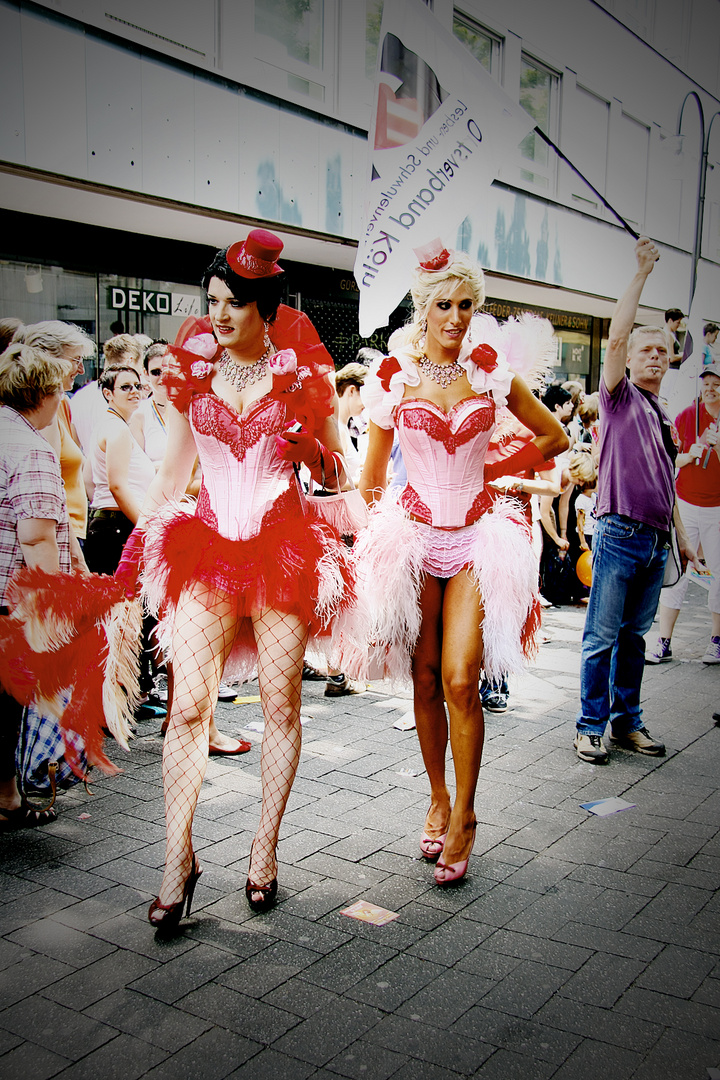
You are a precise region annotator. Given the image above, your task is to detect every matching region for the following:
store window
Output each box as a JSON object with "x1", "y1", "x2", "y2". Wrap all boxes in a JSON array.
[
  {"x1": 254, "y1": 0, "x2": 335, "y2": 104},
  {"x1": 518, "y1": 56, "x2": 559, "y2": 192},
  {"x1": 453, "y1": 12, "x2": 502, "y2": 78}
]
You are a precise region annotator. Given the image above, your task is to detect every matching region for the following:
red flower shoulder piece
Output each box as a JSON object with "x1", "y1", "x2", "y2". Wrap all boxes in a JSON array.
[
  {"x1": 377, "y1": 356, "x2": 402, "y2": 392},
  {"x1": 470, "y1": 343, "x2": 499, "y2": 374},
  {"x1": 265, "y1": 306, "x2": 335, "y2": 434},
  {"x1": 163, "y1": 316, "x2": 220, "y2": 411}
]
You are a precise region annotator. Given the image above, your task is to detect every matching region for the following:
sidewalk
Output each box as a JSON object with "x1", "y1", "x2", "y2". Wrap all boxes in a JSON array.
[{"x1": 1, "y1": 585, "x2": 718, "y2": 1080}]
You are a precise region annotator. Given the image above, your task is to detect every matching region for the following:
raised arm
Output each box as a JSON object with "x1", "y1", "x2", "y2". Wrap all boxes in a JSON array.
[{"x1": 603, "y1": 237, "x2": 659, "y2": 393}]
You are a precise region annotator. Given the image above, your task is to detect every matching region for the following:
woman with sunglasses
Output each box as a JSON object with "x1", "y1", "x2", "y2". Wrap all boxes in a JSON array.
[{"x1": 84, "y1": 365, "x2": 155, "y2": 575}]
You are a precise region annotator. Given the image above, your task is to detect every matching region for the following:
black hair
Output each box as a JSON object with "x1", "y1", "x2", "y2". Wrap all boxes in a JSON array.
[
  {"x1": 542, "y1": 384, "x2": 572, "y2": 412},
  {"x1": 99, "y1": 364, "x2": 140, "y2": 395},
  {"x1": 665, "y1": 308, "x2": 684, "y2": 322},
  {"x1": 704, "y1": 323, "x2": 719, "y2": 336},
  {"x1": 202, "y1": 247, "x2": 285, "y2": 324}
]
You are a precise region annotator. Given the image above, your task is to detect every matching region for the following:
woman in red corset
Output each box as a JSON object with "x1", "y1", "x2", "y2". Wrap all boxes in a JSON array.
[{"x1": 129, "y1": 231, "x2": 356, "y2": 930}]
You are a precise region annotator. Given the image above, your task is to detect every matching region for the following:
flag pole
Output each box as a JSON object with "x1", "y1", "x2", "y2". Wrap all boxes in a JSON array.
[{"x1": 533, "y1": 127, "x2": 640, "y2": 240}]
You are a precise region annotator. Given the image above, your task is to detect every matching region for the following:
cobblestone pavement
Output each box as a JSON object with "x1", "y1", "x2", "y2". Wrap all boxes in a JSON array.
[{"x1": 1, "y1": 585, "x2": 718, "y2": 1080}]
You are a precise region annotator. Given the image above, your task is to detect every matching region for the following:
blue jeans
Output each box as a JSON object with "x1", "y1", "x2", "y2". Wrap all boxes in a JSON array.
[{"x1": 576, "y1": 514, "x2": 668, "y2": 738}]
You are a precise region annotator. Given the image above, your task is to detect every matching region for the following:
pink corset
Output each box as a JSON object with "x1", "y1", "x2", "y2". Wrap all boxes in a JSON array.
[
  {"x1": 190, "y1": 392, "x2": 298, "y2": 540},
  {"x1": 394, "y1": 396, "x2": 495, "y2": 527}
]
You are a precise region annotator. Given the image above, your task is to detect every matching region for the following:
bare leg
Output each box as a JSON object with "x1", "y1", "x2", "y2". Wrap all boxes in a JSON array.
[
  {"x1": 412, "y1": 575, "x2": 452, "y2": 839},
  {"x1": 439, "y1": 569, "x2": 485, "y2": 865},
  {"x1": 157, "y1": 586, "x2": 238, "y2": 908},
  {"x1": 248, "y1": 608, "x2": 308, "y2": 897},
  {"x1": 658, "y1": 603, "x2": 681, "y2": 640}
]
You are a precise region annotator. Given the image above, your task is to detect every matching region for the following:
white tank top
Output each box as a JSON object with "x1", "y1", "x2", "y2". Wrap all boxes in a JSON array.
[{"x1": 91, "y1": 414, "x2": 156, "y2": 510}]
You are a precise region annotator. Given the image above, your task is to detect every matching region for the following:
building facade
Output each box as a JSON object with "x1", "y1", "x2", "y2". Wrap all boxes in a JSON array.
[{"x1": 1, "y1": 0, "x2": 719, "y2": 383}]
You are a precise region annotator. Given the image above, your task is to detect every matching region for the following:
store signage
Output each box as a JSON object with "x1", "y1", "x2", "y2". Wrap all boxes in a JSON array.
[{"x1": 109, "y1": 289, "x2": 202, "y2": 316}]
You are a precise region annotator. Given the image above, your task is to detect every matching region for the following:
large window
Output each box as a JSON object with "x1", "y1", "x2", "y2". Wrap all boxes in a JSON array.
[
  {"x1": 518, "y1": 56, "x2": 559, "y2": 191},
  {"x1": 254, "y1": 0, "x2": 335, "y2": 104},
  {"x1": 452, "y1": 12, "x2": 502, "y2": 78}
]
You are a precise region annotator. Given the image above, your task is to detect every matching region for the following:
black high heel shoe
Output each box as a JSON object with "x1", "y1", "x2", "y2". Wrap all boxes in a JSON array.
[
  {"x1": 245, "y1": 844, "x2": 278, "y2": 913},
  {"x1": 148, "y1": 854, "x2": 202, "y2": 937}
]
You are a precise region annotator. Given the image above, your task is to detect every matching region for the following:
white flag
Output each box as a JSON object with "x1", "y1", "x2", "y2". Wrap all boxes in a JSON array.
[{"x1": 355, "y1": 0, "x2": 536, "y2": 337}]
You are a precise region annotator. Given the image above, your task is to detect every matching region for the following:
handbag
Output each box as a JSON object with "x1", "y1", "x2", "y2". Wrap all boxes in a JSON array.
[
  {"x1": 294, "y1": 459, "x2": 369, "y2": 536},
  {"x1": 15, "y1": 695, "x2": 91, "y2": 811}
]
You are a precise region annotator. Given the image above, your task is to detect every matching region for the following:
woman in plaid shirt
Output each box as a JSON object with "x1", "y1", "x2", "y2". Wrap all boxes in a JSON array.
[{"x1": 0, "y1": 341, "x2": 86, "y2": 830}]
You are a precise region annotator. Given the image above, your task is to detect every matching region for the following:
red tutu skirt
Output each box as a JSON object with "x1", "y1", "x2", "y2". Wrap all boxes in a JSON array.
[{"x1": 143, "y1": 488, "x2": 356, "y2": 681}]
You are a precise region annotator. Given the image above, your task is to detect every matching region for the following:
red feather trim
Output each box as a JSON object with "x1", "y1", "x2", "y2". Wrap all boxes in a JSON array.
[
  {"x1": 0, "y1": 569, "x2": 132, "y2": 775},
  {"x1": 146, "y1": 488, "x2": 354, "y2": 636}
]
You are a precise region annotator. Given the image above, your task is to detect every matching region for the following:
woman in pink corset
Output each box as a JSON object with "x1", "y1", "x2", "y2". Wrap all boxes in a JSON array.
[
  {"x1": 357, "y1": 242, "x2": 567, "y2": 886},
  {"x1": 127, "y1": 230, "x2": 356, "y2": 931}
]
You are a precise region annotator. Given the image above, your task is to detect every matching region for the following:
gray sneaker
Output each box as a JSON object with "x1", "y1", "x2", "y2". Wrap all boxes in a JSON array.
[
  {"x1": 574, "y1": 733, "x2": 609, "y2": 764},
  {"x1": 702, "y1": 637, "x2": 720, "y2": 664},
  {"x1": 609, "y1": 726, "x2": 665, "y2": 756}
]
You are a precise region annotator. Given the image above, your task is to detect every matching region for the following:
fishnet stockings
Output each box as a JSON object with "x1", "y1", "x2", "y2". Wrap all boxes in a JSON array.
[
  {"x1": 156, "y1": 586, "x2": 308, "y2": 910},
  {"x1": 157, "y1": 586, "x2": 237, "y2": 908},
  {"x1": 249, "y1": 609, "x2": 307, "y2": 895}
]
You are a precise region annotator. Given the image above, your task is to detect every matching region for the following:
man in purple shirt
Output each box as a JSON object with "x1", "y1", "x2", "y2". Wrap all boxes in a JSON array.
[{"x1": 575, "y1": 237, "x2": 698, "y2": 764}]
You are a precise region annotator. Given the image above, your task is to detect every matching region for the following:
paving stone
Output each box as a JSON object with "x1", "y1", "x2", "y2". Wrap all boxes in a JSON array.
[
  {"x1": 0, "y1": 1039, "x2": 72, "y2": 1080},
  {"x1": 129, "y1": 943, "x2": 239, "y2": 1003},
  {"x1": 627, "y1": 1026, "x2": 720, "y2": 1080},
  {"x1": 551, "y1": 921, "x2": 663, "y2": 962},
  {"x1": 177, "y1": 983, "x2": 300, "y2": 1043},
  {"x1": 535, "y1": 996, "x2": 664, "y2": 1052},
  {"x1": 300, "y1": 936, "x2": 395, "y2": 993},
  {"x1": 634, "y1": 942, "x2": 716, "y2": 998},
  {"x1": 326, "y1": 1038, "x2": 409, "y2": 1079},
  {"x1": 469, "y1": 1047, "x2": 557, "y2": 1079},
  {"x1": 451, "y1": 1006, "x2": 582, "y2": 1065},
  {"x1": 272, "y1": 997, "x2": 382, "y2": 1067},
  {"x1": 398, "y1": 967, "x2": 494, "y2": 1028},
  {"x1": 263, "y1": 977, "x2": 342, "y2": 1019},
  {"x1": 139, "y1": 1027, "x2": 257, "y2": 1080},
  {"x1": 0, "y1": 997, "x2": 117, "y2": 1060},
  {"x1": 52, "y1": 1032, "x2": 168, "y2": 1080},
  {"x1": 614, "y1": 985, "x2": 720, "y2": 1038},
  {"x1": 279, "y1": 878, "x2": 363, "y2": 921},
  {"x1": 548, "y1": 1038, "x2": 643, "y2": 1080},
  {"x1": 85, "y1": 988, "x2": 212, "y2": 1051},
  {"x1": 217, "y1": 940, "x2": 319, "y2": 997},
  {"x1": 476, "y1": 958, "x2": 572, "y2": 1019},
  {"x1": 41, "y1": 949, "x2": 157, "y2": 1012},
  {"x1": 364, "y1": 1014, "x2": 493, "y2": 1075},
  {"x1": 225, "y1": 1047, "x2": 316, "y2": 1079},
  {"x1": 346, "y1": 953, "x2": 445, "y2": 1012},
  {"x1": 8, "y1": 917, "x2": 117, "y2": 968},
  {"x1": 557, "y1": 951, "x2": 647, "y2": 1008},
  {"x1": 461, "y1": 884, "x2": 542, "y2": 928}
]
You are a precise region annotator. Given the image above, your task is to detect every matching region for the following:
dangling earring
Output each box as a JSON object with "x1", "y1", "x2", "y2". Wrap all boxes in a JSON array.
[{"x1": 263, "y1": 319, "x2": 271, "y2": 351}]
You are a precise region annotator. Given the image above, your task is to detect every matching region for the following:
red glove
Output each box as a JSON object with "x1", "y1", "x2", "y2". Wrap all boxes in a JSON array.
[
  {"x1": 484, "y1": 442, "x2": 545, "y2": 484},
  {"x1": 114, "y1": 527, "x2": 146, "y2": 599},
  {"x1": 276, "y1": 427, "x2": 339, "y2": 488}
]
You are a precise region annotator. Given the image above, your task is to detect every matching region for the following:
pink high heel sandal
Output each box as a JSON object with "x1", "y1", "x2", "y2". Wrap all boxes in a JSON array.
[{"x1": 434, "y1": 821, "x2": 477, "y2": 886}]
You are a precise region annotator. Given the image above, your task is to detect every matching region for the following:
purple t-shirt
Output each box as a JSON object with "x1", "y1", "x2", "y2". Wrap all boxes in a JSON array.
[{"x1": 596, "y1": 377, "x2": 675, "y2": 531}]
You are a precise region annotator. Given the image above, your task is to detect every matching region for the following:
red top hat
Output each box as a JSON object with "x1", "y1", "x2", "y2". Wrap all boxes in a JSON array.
[{"x1": 227, "y1": 229, "x2": 285, "y2": 279}]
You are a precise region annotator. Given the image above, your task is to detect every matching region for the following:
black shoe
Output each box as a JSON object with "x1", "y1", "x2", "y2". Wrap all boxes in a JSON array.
[{"x1": 483, "y1": 689, "x2": 508, "y2": 713}]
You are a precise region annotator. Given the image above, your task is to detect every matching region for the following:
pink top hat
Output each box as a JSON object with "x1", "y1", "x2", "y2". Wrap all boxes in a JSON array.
[{"x1": 227, "y1": 229, "x2": 285, "y2": 279}]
